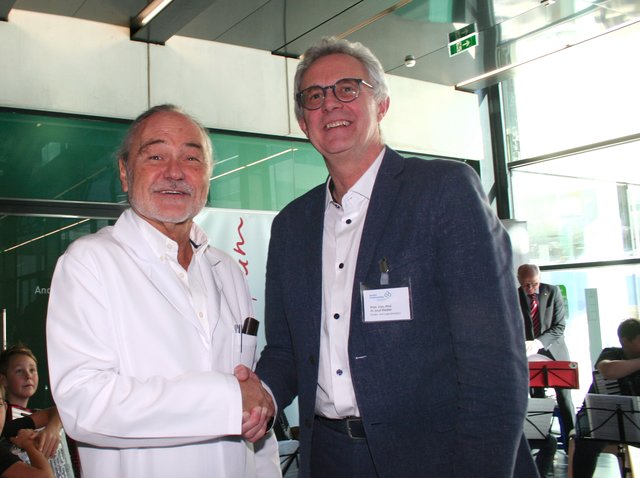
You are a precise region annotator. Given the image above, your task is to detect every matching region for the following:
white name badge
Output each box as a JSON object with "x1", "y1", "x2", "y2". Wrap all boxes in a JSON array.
[{"x1": 361, "y1": 286, "x2": 412, "y2": 322}]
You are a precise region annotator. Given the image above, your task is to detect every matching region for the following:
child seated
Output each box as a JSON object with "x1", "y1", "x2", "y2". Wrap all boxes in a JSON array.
[
  {"x1": 0, "y1": 383, "x2": 54, "y2": 478},
  {"x1": 0, "y1": 344, "x2": 62, "y2": 457}
]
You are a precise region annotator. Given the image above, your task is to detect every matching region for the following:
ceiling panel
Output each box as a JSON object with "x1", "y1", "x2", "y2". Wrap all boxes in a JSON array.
[
  {"x1": 8, "y1": 0, "x2": 640, "y2": 88},
  {"x1": 177, "y1": 0, "x2": 274, "y2": 42}
]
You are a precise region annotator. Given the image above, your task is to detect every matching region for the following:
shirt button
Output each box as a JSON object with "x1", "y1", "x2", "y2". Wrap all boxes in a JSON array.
[
  {"x1": 336, "y1": 369, "x2": 343, "y2": 376},
  {"x1": 333, "y1": 313, "x2": 340, "y2": 320},
  {"x1": 338, "y1": 263, "x2": 344, "y2": 269}
]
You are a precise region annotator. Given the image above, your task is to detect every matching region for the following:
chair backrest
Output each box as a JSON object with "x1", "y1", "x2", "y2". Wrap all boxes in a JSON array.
[{"x1": 273, "y1": 411, "x2": 293, "y2": 441}]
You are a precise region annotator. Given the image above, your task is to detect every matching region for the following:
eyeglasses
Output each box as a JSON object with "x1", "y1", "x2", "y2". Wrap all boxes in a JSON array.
[
  {"x1": 521, "y1": 282, "x2": 540, "y2": 289},
  {"x1": 296, "y1": 78, "x2": 373, "y2": 110}
]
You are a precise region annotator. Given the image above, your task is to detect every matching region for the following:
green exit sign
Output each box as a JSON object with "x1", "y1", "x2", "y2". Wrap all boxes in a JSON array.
[
  {"x1": 448, "y1": 33, "x2": 478, "y2": 57},
  {"x1": 448, "y1": 23, "x2": 476, "y2": 43}
]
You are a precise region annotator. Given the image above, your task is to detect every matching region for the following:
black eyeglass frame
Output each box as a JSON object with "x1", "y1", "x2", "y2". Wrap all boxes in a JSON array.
[{"x1": 296, "y1": 78, "x2": 374, "y2": 110}]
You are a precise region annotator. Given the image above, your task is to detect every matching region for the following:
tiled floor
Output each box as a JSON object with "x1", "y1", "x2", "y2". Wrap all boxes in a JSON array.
[{"x1": 545, "y1": 447, "x2": 622, "y2": 477}]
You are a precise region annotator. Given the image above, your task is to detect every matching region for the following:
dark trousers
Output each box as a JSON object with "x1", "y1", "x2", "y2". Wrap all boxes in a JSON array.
[
  {"x1": 310, "y1": 416, "x2": 378, "y2": 478},
  {"x1": 573, "y1": 409, "x2": 608, "y2": 478},
  {"x1": 529, "y1": 435, "x2": 557, "y2": 477},
  {"x1": 572, "y1": 438, "x2": 606, "y2": 478}
]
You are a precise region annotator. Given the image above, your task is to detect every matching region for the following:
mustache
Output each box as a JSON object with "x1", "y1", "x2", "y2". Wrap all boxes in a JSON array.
[{"x1": 151, "y1": 180, "x2": 194, "y2": 195}]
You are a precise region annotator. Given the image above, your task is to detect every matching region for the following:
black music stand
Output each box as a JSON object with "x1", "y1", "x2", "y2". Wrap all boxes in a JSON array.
[
  {"x1": 526, "y1": 398, "x2": 558, "y2": 476},
  {"x1": 529, "y1": 360, "x2": 580, "y2": 389},
  {"x1": 580, "y1": 394, "x2": 640, "y2": 445},
  {"x1": 577, "y1": 394, "x2": 640, "y2": 478}
]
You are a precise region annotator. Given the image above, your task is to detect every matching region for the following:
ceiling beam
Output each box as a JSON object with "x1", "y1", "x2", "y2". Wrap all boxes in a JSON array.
[
  {"x1": 130, "y1": 0, "x2": 213, "y2": 45},
  {"x1": 0, "y1": 0, "x2": 16, "y2": 22}
]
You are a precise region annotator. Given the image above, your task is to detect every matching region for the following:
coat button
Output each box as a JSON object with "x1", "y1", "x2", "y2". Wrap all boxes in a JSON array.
[{"x1": 309, "y1": 355, "x2": 316, "y2": 365}]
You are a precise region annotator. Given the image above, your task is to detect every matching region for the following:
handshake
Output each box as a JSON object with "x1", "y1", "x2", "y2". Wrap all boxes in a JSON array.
[{"x1": 234, "y1": 365, "x2": 275, "y2": 443}]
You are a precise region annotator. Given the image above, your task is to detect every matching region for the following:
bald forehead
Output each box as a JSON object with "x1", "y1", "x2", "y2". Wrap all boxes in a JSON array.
[
  {"x1": 137, "y1": 111, "x2": 200, "y2": 139},
  {"x1": 134, "y1": 111, "x2": 212, "y2": 166}
]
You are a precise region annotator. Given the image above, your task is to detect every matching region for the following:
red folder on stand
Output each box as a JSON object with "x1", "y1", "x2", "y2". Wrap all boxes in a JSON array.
[{"x1": 529, "y1": 361, "x2": 579, "y2": 389}]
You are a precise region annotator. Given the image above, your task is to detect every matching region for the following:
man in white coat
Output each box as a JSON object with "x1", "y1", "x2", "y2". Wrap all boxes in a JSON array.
[{"x1": 46, "y1": 104, "x2": 280, "y2": 478}]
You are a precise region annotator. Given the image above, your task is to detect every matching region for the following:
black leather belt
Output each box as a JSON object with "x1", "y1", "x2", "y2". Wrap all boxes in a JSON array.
[{"x1": 314, "y1": 415, "x2": 366, "y2": 439}]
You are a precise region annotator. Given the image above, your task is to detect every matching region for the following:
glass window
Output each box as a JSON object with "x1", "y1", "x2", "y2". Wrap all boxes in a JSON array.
[
  {"x1": 0, "y1": 215, "x2": 113, "y2": 408},
  {"x1": 0, "y1": 111, "x2": 127, "y2": 202},
  {"x1": 209, "y1": 134, "x2": 327, "y2": 211},
  {"x1": 0, "y1": 110, "x2": 330, "y2": 211},
  {"x1": 511, "y1": 140, "x2": 640, "y2": 265},
  {"x1": 502, "y1": 20, "x2": 640, "y2": 162},
  {"x1": 544, "y1": 265, "x2": 640, "y2": 405}
]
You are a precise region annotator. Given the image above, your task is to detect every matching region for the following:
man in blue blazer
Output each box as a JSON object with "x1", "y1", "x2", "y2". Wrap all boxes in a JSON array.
[
  {"x1": 517, "y1": 264, "x2": 575, "y2": 437},
  {"x1": 255, "y1": 36, "x2": 538, "y2": 477}
]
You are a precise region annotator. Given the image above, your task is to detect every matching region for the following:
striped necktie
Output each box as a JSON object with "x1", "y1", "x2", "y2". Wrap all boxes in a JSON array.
[{"x1": 529, "y1": 294, "x2": 541, "y2": 337}]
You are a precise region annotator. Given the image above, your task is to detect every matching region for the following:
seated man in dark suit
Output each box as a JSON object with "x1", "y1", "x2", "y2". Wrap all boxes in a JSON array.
[{"x1": 572, "y1": 318, "x2": 640, "y2": 477}]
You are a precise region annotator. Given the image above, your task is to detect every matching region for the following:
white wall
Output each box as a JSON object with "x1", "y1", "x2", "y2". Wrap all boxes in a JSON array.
[
  {"x1": 0, "y1": 10, "x2": 148, "y2": 118},
  {"x1": 0, "y1": 9, "x2": 483, "y2": 159}
]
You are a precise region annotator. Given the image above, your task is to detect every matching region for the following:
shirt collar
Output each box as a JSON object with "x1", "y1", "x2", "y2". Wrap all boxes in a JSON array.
[
  {"x1": 130, "y1": 210, "x2": 210, "y2": 261},
  {"x1": 324, "y1": 147, "x2": 386, "y2": 209}
]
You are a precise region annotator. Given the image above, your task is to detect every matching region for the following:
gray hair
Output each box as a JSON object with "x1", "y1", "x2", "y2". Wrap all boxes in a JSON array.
[
  {"x1": 517, "y1": 264, "x2": 540, "y2": 280},
  {"x1": 293, "y1": 37, "x2": 389, "y2": 121},
  {"x1": 117, "y1": 104, "x2": 214, "y2": 172}
]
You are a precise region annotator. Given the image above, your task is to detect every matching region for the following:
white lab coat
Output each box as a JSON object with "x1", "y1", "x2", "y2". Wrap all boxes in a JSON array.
[{"x1": 46, "y1": 209, "x2": 280, "y2": 478}]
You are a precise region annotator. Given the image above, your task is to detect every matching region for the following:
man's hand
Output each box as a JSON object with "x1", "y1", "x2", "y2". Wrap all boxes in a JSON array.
[
  {"x1": 525, "y1": 340, "x2": 543, "y2": 356},
  {"x1": 234, "y1": 365, "x2": 275, "y2": 443}
]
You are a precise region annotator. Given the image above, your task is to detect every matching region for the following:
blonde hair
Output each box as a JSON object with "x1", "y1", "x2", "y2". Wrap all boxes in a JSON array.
[{"x1": 0, "y1": 343, "x2": 38, "y2": 376}]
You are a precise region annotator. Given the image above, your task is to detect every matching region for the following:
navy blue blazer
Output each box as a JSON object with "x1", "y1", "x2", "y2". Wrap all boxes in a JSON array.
[
  {"x1": 519, "y1": 282, "x2": 570, "y2": 361},
  {"x1": 256, "y1": 148, "x2": 537, "y2": 477}
]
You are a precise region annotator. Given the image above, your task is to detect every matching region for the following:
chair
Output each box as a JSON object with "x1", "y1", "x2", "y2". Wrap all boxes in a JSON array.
[{"x1": 273, "y1": 411, "x2": 299, "y2": 475}]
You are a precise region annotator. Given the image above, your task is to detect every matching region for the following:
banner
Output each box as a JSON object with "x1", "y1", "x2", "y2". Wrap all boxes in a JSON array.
[
  {"x1": 195, "y1": 207, "x2": 276, "y2": 353},
  {"x1": 196, "y1": 206, "x2": 300, "y2": 425}
]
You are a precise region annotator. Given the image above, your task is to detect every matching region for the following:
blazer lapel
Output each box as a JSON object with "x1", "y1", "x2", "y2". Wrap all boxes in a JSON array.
[
  {"x1": 349, "y1": 149, "x2": 404, "y2": 355},
  {"x1": 538, "y1": 285, "x2": 551, "y2": 330},
  {"x1": 300, "y1": 187, "x2": 326, "y2": 348},
  {"x1": 352, "y1": 150, "x2": 404, "y2": 309}
]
